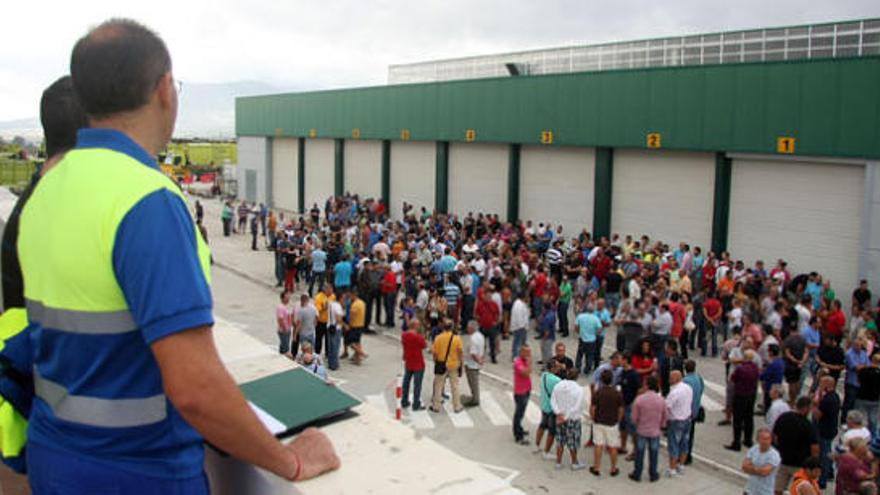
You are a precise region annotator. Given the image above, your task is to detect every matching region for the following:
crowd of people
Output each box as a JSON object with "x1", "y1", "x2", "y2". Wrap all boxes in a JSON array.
[{"x1": 223, "y1": 191, "x2": 880, "y2": 493}]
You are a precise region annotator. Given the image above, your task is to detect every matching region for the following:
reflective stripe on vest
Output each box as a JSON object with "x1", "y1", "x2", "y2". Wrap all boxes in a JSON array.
[
  {"x1": 25, "y1": 299, "x2": 136, "y2": 335},
  {"x1": 34, "y1": 371, "x2": 166, "y2": 428}
]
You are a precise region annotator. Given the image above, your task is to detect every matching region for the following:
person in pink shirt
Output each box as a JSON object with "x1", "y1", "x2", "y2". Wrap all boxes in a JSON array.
[
  {"x1": 629, "y1": 375, "x2": 668, "y2": 483},
  {"x1": 276, "y1": 291, "x2": 293, "y2": 355},
  {"x1": 512, "y1": 344, "x2": 533, "y2": 445}
]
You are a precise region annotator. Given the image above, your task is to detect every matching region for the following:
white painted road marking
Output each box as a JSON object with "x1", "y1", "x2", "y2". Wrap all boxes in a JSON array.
[
  {"x1": 480, "y1": 391, "x2": 512, "y2": 426},
  {"x1": 366, "y1": 394, "x2": 390, "y2": 416},
  {"x1": 405, "y1": 409, "x2": 436, "y2": 430},
  {"x1": 701, "y1": 394, "x2": 725, "y2": 412},
  {"x1": 443, "y1": 400, "x2": 474, "y2": 428}
]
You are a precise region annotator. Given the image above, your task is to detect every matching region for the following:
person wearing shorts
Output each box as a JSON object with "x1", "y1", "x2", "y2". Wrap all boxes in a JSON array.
[
  {"x1": 535, "y1": 362, "x2": 562, "y2": 457},
  {"x1": 551, "y1": 369, "x2": 586, "y2": 470},
  {"x1": 591, "y1": 369, "x2": 624, "y2": 476},
  {"x1": 665, "y1": 371, "x2": 693, "y2": 477}
]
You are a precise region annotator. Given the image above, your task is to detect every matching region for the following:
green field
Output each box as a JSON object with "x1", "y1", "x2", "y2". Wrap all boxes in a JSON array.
[
  {"x1": 0, "y1": 157, "x2": 36, "y2": 186},
  {"x1": 165, "y1": 142, "x2": 237, "y2": 166}
]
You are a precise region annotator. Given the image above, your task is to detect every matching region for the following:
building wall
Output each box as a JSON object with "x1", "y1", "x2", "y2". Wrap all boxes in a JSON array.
[
  {"x1": 303, "y1": 139, "x2": 335, "y2": 211},
  {"x1": 611, "y1": 150, "x2": 716, "y2": 249},
  {"x1": 271, "y1": 138, "x2": 299, "y2": 212},
  {"x1": 236, "y1": 136, "x2": 268, "y2": 204},
  {"x1": 344, "y1": 140, "x2": 383, "y2": 200},
  {"x1": 390, "y1": 141, "x2": 435, "y2": 219},
  {"x1": 728, "y1": 156, "x2": 864, "y2": 292},
  {"x1": 519, "y1": 146, "x2": 594, "y2": 237},
  {"x1": 448, "y1": 143, "x2": 508, "y2": 218}
]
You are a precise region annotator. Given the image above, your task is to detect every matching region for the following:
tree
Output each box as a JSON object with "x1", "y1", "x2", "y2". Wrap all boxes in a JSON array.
[{"x1": 12, "y1": 136, "x2": 26, "y2": 147}]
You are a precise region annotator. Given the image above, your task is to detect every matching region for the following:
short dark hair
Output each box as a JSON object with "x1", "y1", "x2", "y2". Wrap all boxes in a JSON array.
[
  {"x1": 70, "y1": 19, "x2": 171, "y2": 118},
  {"x1": 600, "y1": 369, "x2": 613, "y2": 385},
  {"x1": 802, "y1": 456, "x2": 821, "y2": 470},
  {"x1": 684, "y1": 359, "x2": 696, "y2": 373},
  {"x1": 40, "y1": 76, "x2": 87, "y2": 157},
  {"x1": 646, "y1": 375, "x2": 659, "y2": 392},
  {"x1": 796, "y1": 396, "x2": 813, "y2": 411}
]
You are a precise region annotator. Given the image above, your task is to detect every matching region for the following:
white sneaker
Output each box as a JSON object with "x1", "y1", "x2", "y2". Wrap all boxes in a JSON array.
[
  {"x1": 571, "y1": 463, "x2": 586, "y2": 471},
  {"x1": 665, "y1": 468, "x2": 680, "y2": 478},
  {"x1": 543, "y1": 452, "x2": 557, "y2": 461},
  {"x1": 675, "y1": 466, "x2": 685, "y2": 475},
  {"x1": 555, "y1": 463, "x2": 564, "y2": 470},
  {"x1": 532, "y1": 448, "x2": 543, "y2": 455}
]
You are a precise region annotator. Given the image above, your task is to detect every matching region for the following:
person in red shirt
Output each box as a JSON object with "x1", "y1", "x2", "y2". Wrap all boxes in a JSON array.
[
  {"x1": 701, "y1": 258, "x2": 717, "y2": 294},
  {"x1": 475, "y1": 286, "x2": 501, "y2": 363},
  {"x1": 591, "y1": 248, "x2": 612, "y2": 282},
  {"x1": 825, "y1": 299, "x2": 846, "y2": 342},
  {"x1": 401, "y1": 320, "x2": 427, "y2": 410},
  {"x1": 702, "y1": 289, "x2": 723, "y2": 357},
  {"x1": 380, "y1": 264, "x2": 398, "y2": 327}
]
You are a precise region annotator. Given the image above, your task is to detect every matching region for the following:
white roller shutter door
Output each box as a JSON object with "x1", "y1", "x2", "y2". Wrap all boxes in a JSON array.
[
  {"x1": 390, "y1": 141, "x2": 435, "y2": 219},
  {"x1": 345, "y1": 140, "x2": 382, "y2": 200},
  {"x1": 728, "y1": 157, "x2": 864, "y2": 293},
  {"x1": 448, "y1": 143, "x2": 508, "y2": 218},
  {"x1": 271, "y1": 138, "x2": 298, "y2": 212},
  {"x1": 612, "y1": 150, "x2": 715, "y2": 248},
  {"x1": 237, "y1": 136, "x2": 268, "y2": 204},
  {"x1": 303, "y1": 139, "x2": 335, "y2": 211},
  {"x1": 520, "y1": 146, "x2": 594, "y2": 238}
]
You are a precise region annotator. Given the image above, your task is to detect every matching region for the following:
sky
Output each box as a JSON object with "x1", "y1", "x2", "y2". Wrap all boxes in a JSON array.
[{"x1": 2, "y1": 0, "x2": 879, "y2": 121}]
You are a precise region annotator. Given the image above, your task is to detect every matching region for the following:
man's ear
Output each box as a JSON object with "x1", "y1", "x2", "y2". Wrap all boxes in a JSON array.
[{"x1": 156, "y1": 72, "x2": 174, "y2": 110}]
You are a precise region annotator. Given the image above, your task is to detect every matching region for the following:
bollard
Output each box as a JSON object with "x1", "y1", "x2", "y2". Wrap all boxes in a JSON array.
[{"x1": 395, "y1": 375, "x2": 403, "y2": 420}]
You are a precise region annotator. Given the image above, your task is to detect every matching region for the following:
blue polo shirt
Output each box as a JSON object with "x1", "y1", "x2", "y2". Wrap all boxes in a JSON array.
[
  {"x1": 334, "y1": 260, "x2": 352, "y2": 288},
  {"x1": 576, "y1": 312, "x2": 602, "y2": 343},
  {"x1": 27, "y1": 129, "x2": 213, "y2": 479}
]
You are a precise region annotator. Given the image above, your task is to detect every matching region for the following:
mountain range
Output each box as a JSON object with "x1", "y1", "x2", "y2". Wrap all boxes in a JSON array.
[{"x1": 0, "y1": 80, "x2": 285, "y2": 142}]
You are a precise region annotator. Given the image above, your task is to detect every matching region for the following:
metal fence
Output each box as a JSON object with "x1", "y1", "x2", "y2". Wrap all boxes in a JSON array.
[{"x1": 389, "y1": 18, "x2": 880, "y2": 84}]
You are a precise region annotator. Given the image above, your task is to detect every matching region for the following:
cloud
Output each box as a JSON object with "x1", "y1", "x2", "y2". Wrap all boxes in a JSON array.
[{"x1": 2, "y1": 0, "x2": 879, "y2": 120}]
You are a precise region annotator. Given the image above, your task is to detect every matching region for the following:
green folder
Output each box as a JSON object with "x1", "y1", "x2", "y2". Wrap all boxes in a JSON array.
[{"x1": 240, "y1": 368, "x2": 361, "y2": 438}]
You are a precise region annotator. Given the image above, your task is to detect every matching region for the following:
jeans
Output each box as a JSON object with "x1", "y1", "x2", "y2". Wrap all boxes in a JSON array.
[
  {"x1": 326, "y1": 325, "x2": 341, "y2": 370},
  {"x1": 308, "y1": 271, "x2": 325, "y2": 297},
  {"x1": 461, "y1": 295, "x2": 475, "y2": 329},
  {"x1": 511, "y1": 328, "x2": 527, "y2": 361},
  {"x1": 606, "y1": 293, "x2": 621, "y2": 315},
  {"x1": 633, "y1": 435, "x2": 660, "y2": 481},
  {"x1": 557, "y1": 301, "x2": 569, "y2": 336},
  {"x1": 666, "y1": 419, "x2": 691, "y2": 459},
  {"x1": 402, "y1": 368, "x2": 424, "y2": 408},
  {"x1": 274, "y1": 253, "x2": 284, "y2": 286},
  {"x1": 700, "y1": 321, "x2": 718, "y2": 356},
  {"x1": 818, "y1": 436, "x2": 833, "y2": 488},
  {"x1": 732, "y1": 393, "x2": 756, "y2": 448},
  {"x1": 222, "y1": 218, "x2": 231, "y2": 237},
  {"x1": 843, "y1": 384, "x2": 860, "y2": 425},
  {"x1": 513, "y1": 393, "x2": 530, "y2": 441},
  {"x1": 366, "y1": 291, "x2": 382, "y2": 327},
  {"x1": 576, "y1": 340, "x2": 597, "y2": 374},
  {"x1": 481, "y1": 326, "x2": 498, "y2": 361},
  {"x1": 855, "y1": 399, "x2": 880, "y2": 435},
  {"x1": 383, "y1": 291, "x2": 397, "y2": 327},
  {"x1": 277, "y1": 331, "x2": 291, "y2": 354},
  {"x1": 541, "y1": 337, "x2": 554, "y2": 365},
  {"x1": 687, "y1": 416, "x2": 696, "y2": 460},
  {"x1": 595, "y1": 334, "x2": 605, "y2": 365}
]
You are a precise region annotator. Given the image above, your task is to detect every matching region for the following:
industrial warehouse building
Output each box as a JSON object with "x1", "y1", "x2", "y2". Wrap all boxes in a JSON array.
[{"x1": 236, "y1": 18, "x2": 880, "y2": 295}]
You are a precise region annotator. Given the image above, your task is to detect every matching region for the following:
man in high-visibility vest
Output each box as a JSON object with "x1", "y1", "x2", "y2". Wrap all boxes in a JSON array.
[
  {"x1": 0, "y1": 75, "x2": 88, "y2": 475},
  {"x1": 18, "y1": 19, "x2": 338, "y2": 492}
]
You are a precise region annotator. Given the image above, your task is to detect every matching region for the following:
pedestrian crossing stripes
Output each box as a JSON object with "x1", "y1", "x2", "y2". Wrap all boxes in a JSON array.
[
  {"x1": 701, "y1": 394, "x2": 725, "y2": 412},
  {"x1": 480, "y1": 392, "x2": 512, "y2": 426},
  {"x1": 405, "y1": 409, "x2": 436, "y2": 430},
  {"x1": 443, "y1": 401, "x2": 475, "y2": 428},
  {"x1": 366, "y1": 394, "x2": 389, "y2": 414}
]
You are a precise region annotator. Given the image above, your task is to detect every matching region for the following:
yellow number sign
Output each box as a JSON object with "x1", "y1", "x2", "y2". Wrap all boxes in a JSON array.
[
  {"x1": 646, "y1": 133, "x2": 662, "y2": 148},
  {"x1": 352, "y1": 128, "x2": 361, "y2": 139},
  {"x1": 308, "y1": 128, "x2": 317, "y2": 138},
  {"x1": 401, "y1": 129, "x2": 411, "y2": 141},
  {"x1": 541, "y1": 130, "x2": 553, "y2": 145},
  {"x1": 274, "y1": 127, "x2": 283, "y2": 137},
  {"x1": 465, "y1": 129, "x2": 476, "y2": 142},
  {"x1": 777, "y1": 137, "x2": 796, "y2": 154}
]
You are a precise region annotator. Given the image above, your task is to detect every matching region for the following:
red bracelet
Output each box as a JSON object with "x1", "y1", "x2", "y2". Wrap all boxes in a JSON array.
[{"x1": 291, "y1": 450, "x2": 303, "y2": 481}]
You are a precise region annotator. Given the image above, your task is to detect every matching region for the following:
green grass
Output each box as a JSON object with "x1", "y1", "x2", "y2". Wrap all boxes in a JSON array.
[{"x1": 0, "y1": 158, "x2": 36, "y2": 186}]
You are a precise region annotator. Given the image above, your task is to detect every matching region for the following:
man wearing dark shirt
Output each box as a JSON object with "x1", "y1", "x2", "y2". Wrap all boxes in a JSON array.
[
  {"x1": 813, "y1": 376, "x2": 840, "y2": 489},
  {"x1": 551, "y1": 342, "x2": 575, "y2": 377},
  {"x1": 772, "y1": 397, "x2": 820, "y2": 494},
  {"x1": 726, "y1": 350, "x2": 759, "y2": 451},
  {"x1": 853, "y1": 280, "x2": 872, "y2": 311},
  {"x1": 619, "y1": 352, "x2": 642, "y2": 457},
  {"x1": 816, "y1": 333, "x2": 846, "y2": 382},
  {"x1": 855, "y1": 353, "x2": 880, "y2": 434}
]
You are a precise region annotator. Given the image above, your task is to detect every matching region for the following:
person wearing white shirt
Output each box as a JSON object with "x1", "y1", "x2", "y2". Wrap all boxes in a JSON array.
[
  {"x1": 765, "y1": 385, "x2": 790, "y2": 431},
  {"x1": 551, "y1": 370, "x2": 586, "y2": 471},
  {"x1": 326, "y1": 299, "x2": 345, "y2": 371},
  {"x1": 795, "y1": 298, "x2": 812, "y2": 334},
  {"x1": 461, "y1": 321, "x2": 486, "y2": 407},
  {"x1": 628, "y1": 277, "x2": 641, "y2": 303},
  {"x1": 665, "y1": 371, "x2": 694, "y2": 477},
  {"x1": 510, "y1": 295, "x2": 530, "y2": 361}
]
